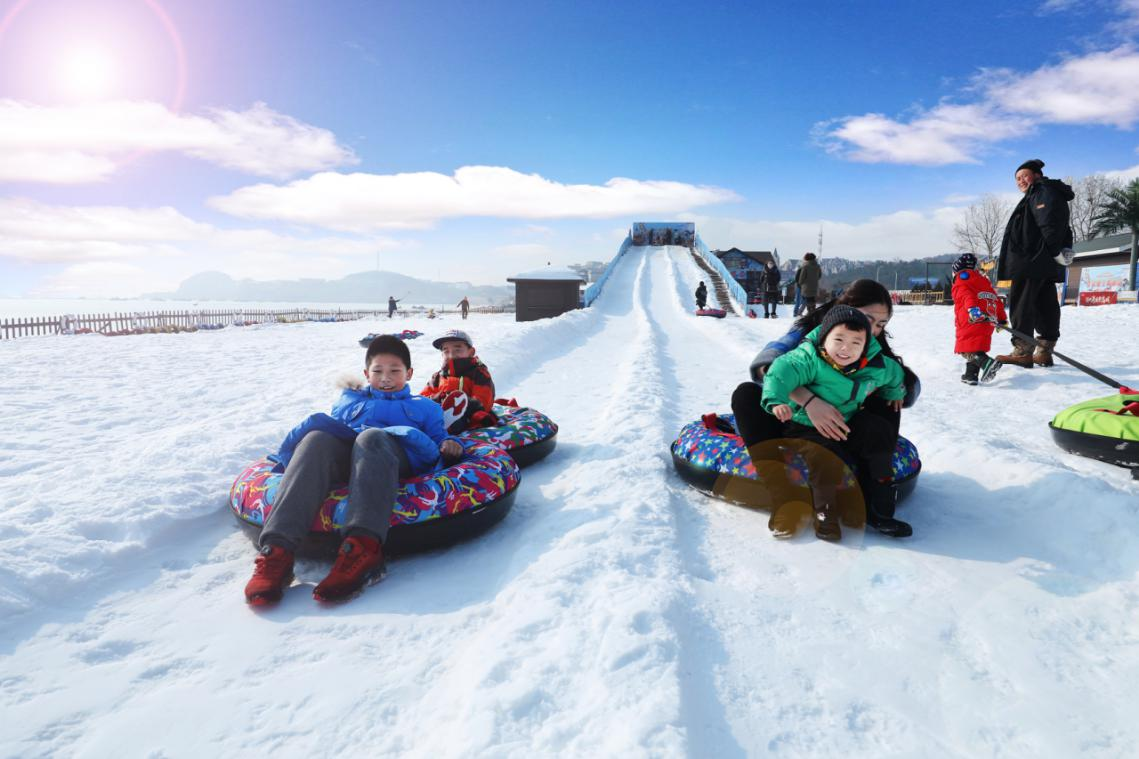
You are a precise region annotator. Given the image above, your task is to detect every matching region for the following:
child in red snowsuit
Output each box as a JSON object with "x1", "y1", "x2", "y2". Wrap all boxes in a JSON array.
[
  {"x1": 952, "y1": 253, "x2": 1008, "y2": 385},
  {"x1": 421, "y1": 329, "x2": 498, "y2": 432}
]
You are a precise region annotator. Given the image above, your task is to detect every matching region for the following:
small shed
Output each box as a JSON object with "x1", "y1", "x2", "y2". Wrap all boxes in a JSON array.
[{"x1": 506, "y1": 267, "x2": 585, "y2": 322}]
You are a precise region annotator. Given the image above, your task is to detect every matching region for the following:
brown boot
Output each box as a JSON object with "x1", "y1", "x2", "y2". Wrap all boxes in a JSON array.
[
  {"x1": 996, "y1": 339, "x2": 1034, "y2": 368},
  {"x1": 1033, "y1": 339, "x2": 1056, "y2": 367}
]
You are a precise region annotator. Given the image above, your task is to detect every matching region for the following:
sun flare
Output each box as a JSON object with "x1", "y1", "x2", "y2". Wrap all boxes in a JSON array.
[{"x1": 56, "y1": 45, "x2": 118, "y2": 100}]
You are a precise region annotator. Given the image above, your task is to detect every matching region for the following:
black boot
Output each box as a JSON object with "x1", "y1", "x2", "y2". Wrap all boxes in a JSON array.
[
  {"x1": 961, "y1": 361, "x2": 979, "y2": 385},
  {"x1": 813, "y1": 501, "x2": 841, "y2": 542},
  {"x1": 864, "y1": 479, "x2": 912, "y2": 538}
]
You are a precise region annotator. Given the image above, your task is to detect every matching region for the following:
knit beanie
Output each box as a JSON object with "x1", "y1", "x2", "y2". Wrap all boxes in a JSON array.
[
  {"x1": 1016, "y1": 158, "x2": 1044, "y2": 175},
  {"x1": 818, "y1": 305, "x2": 872, "y2": 358},
  {"x1": 952, "y1": 253, "x2": 978, "y2": 273}
]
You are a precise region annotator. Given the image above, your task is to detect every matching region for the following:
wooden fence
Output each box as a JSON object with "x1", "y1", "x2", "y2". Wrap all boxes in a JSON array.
[
  {"x1": 1, "y1": 304, "x2": 515, "y2": 340},
  {"x1": 0, "y1": 308, "x2": 384, "y2": 340},
  {"x1": 889, "y1": 290, "x2": 947, "y2": 305}
]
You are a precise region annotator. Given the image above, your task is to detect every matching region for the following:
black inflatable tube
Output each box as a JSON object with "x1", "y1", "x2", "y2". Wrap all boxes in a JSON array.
[
  {"x1": 235, "y1": 482, "x2": 519, "y2": 559},
  {"x1": 671, "y1": 447, "x2": 920, "y2": 506},
  {"x1": 504, "y1": 433, "x2": 557, "y2": 468},
  {"x1": 1049, "y1": 424, "x2": 1139, "y2": 478}
]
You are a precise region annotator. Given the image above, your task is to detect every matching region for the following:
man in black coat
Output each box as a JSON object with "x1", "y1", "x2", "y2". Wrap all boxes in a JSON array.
[
  {"x1": 695, "y1": 281, "x2": 708, "y2": 310},
  {"x1": 996, "y1": 159, "x2": 1074, "y2": 368},
  {"x1": 760, "y1": 260, "x2": 782, "y2": 318}
]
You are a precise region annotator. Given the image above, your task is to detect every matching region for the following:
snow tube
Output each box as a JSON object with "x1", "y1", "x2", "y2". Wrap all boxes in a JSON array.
[
  {"x1": 696, "y1": 308, "x2": 726, "y2": 319},
  {"x1": 670, "y1": 413, "x2": 921, "y2": 506},
  {"x1": 230, "y1": 440, "x2": 521, "y2": 557},
  {"x1": 1049, "y1": 393, "x2": 1139, "y2": 478},
  {"x1": 458, "y1": 403, "x2": 558, "y2": 467},
  {"x1": 358, "y1": 330, "x2": 423, "y2": 347}
]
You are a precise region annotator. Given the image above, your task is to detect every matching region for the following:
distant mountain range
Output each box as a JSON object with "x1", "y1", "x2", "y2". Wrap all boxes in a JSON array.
[{"x1": 146, "y1": 270, "x2": 514, "y2": 305}]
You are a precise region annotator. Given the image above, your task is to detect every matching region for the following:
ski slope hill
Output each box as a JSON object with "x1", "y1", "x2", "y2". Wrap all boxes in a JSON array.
[{"x1": 1, "y1": 246, "x2": 1137, "y2": 757}]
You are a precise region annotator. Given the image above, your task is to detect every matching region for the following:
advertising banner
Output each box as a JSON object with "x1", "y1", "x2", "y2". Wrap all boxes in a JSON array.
[
  {"x1": 1079, "y1": 263, "x2": 1130, "y2": 292},
  {"x1": 1078, "y1": 263, "x2": 1132, "y2": 307},
  {"x1": 632, "y1": 222, "x2": 695, "y2": 247}
]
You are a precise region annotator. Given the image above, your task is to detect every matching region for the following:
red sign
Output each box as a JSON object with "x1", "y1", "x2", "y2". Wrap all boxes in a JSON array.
[{"x1": 1079, "y1": 291, "x2": 1119, "y2": 306}]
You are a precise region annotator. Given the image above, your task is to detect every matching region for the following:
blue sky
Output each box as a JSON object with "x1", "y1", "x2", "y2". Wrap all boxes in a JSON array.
[{"x1": 2, "y1": 0, "x2": 1138, "y2": 297}]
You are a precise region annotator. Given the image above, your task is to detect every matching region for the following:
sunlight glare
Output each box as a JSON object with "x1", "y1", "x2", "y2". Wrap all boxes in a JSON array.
[{"x1": 56, "y1": 44, "x2": 118, "y2": 100}]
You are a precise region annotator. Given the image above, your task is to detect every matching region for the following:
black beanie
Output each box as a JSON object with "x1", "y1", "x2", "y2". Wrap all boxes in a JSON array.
[
  {"x1": 1016, "y1": 158, "x2": 1044, "y2": 175},
  {"x1": 818, "y1": 305, "x2": 872, "y2": 357}
]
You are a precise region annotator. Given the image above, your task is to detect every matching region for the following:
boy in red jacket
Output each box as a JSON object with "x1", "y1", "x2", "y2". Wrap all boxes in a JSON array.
[
  {"x1": 421, "y1": 329, "x2": 498, "y2": 432},
  {"x1": 952, "y1": 253, "x2": 1008, "y2": 385}
]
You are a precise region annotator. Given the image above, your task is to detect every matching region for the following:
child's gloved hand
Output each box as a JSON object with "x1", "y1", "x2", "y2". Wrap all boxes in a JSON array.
[{"x1": 967, "y1": 306, "x2": 985, "y2": 323}]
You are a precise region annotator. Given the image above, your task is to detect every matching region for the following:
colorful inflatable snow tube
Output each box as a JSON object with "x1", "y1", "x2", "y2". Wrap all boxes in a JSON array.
[
  {"x1": 670, "y1": 413, "x2": 921, "y2": 506},
  {"x1": 1050, "y1": 393, "x2": 1139, "y2": 478},
  {"x1": 230, "y1": 440, "x2": 521, "y2": 557},
  {"x1": 358, "y1": 330, "x2": 424, "y2": 347},
  {"x1": 458, "y1": 403, "x2": 558, "y2": 467},
  {"x1": 696, "y1": 308, "x2": 726, "y2": 319}
]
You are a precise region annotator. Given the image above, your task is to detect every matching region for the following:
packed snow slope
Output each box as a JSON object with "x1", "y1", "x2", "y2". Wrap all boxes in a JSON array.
[{"x1": 1, "y1": 246, "x2": 1137, "y2": 758}]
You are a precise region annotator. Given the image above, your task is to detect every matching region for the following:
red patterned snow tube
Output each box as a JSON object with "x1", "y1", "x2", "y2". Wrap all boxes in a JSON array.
[{"x1": 230, "y1": 440, "x2": 520, "y2": 556}]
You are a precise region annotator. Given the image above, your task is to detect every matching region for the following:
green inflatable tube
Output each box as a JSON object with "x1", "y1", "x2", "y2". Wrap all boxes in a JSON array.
[{"x1": 1049, "y1": 393, "x2": 1139, "y2": 478}]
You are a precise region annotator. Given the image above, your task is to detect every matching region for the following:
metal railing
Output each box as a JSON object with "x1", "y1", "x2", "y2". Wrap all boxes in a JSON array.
[{"x1": 693, "y1": 234, "x2": 748, "y2": 313}]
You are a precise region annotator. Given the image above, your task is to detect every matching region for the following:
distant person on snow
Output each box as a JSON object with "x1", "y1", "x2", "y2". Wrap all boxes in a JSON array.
[
  {"x1": 695, "y1": 281, "x2": 708, "y2": 310},
  {"x1": 951, "y1": 253, "x2": 1007, "y2": 385},
  {"x1": 731, "y1": 279, "x2": 921, "y2": 539},
  {"x1": 244, "y1": 335, "x2": 463, "y2": 606},
  {"x1": 761, "y1": 306, "x2": 908, "y2": 542},
  {"x1": 760, "y1": 260, "x2": 781, "y2": 318},
  {"x1": 996, "y1": 158, "x2": 1074, "y2": 369},
  {"x1": 794, "y1": 253, "x2": 822, "y2": 316},
  {"x1": 387, "y1": 296, "x2": 400, "y2": 319},
  {"x1": 421, "y1": 329, "x2": 498, "y2": 434},
  {"x1": 457, "y1": 296, "x2": 470, "y2": 320}
]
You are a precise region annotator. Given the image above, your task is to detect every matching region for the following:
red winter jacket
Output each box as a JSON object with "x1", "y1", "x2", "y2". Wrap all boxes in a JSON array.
[
  {"x1": 952, "y1": 270, "x2": 1007, "y2": 353},
  {"x1": 421, "y1": 356, "x2": 496, "y2": 413}
]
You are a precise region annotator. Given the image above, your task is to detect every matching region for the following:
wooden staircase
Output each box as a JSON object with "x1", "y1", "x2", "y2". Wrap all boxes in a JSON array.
[{"x1": 687, "y1": 247, "x2": 739, "y2": 315}]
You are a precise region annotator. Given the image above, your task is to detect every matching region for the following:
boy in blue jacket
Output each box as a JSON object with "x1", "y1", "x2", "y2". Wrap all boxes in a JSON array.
[{"x1": 244, "y1": 335, "x2": 463, "y2": 606}]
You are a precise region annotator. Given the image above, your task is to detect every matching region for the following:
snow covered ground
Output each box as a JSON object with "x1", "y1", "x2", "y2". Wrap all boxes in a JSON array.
[{"x1": 1, "y1": 245, "x2": 1137, "y2": 758}]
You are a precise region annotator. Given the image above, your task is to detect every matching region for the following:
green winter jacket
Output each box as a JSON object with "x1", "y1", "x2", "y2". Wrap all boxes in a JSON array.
[{"x1": 760, "y1": 325, "x2": 905, "y2": 426}]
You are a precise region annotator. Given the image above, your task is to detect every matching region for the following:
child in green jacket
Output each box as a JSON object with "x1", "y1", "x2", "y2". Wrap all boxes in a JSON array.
[{"x1": 761, "y1": 305, "x2": 910, "y2": 541}]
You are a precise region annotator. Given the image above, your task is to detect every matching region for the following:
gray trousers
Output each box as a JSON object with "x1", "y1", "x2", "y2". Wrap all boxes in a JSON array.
[{"x1": 260, "y1": 428, "x2": 411, "y2": 551}]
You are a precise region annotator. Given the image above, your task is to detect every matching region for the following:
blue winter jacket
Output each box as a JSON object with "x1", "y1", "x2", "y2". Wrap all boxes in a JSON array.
[
  {"x1": 749, "y1": 326, "x2": 922, "y2": 408},
  {"x1": 268, "y1": 385, "x2": 460, "y2": 475}
]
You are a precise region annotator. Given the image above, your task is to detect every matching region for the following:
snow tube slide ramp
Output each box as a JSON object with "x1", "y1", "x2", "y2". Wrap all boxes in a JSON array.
[
  {"x1": 670, "y1": 413, "x2": 921, "y2": 506},
  {"x1": 230, "y1": 440, "x2": 521, "y2": 557},
  {"x1": 696, "y1": 308, "x2": 726, "y2": 319},
  {"x1": 459, "y1": 404, "x2": 558, "y2": 467},
  {"x1": 1050, "y1": 393, "x2": 1139, "y2": 478}
]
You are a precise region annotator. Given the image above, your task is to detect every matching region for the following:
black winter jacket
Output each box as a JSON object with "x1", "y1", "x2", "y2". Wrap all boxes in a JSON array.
[
  {"x1": 759, "y1": 266, "x2": 781, "y2": 293},
  {"x1": 997, "y1": 177, "x2": 1074, "y2": 282}
]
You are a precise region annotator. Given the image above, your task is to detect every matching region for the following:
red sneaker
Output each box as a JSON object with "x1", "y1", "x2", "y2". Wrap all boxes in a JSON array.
[
  {"x1": 313, "y1": 535, "x2": 387, "y2": 602},
  {"x1": 244, "y1": 544, "x2": 295, "y2": 606}
]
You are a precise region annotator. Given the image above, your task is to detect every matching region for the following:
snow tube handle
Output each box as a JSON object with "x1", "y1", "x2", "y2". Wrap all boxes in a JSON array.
[{"x1": 701, "y1": 413, "x2": 740, "y2": 437}]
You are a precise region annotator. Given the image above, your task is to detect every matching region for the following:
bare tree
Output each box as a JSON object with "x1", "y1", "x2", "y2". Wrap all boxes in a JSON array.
[
  {"x1": 952, "y1": 194, "x2": 1012, "y2": 260},
  {"x1": 1067, "y1": 173, "x2": 1122, "y2": 242}
]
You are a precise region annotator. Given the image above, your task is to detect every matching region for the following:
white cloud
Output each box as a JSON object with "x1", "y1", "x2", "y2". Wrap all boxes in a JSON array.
[
  {"x1": 0, "y1": 198, "x2": 400, "y2": 294},
  {"x1": 944, "y1": 193, "x2": 979, "y2": 204},
  {"x1": 1104, "y1": 162, "x2": 1139, "y2": 181},
  {"x1": 0, "y1": 100, "x2": 356, "y2": 183},
  {"x1": 208, "y1": 166, "x2": 741, "y2": 231},
  {"x1": 33, "y1": 261, "x2": 158, "y2": 298},
  {"x1": 819, "y1": 45, "x2": 1139, "y2": 165},
  {"x1": 690, "y1": 205, "x2": 968, "y2": 263},
  {"x1": 981, "y1": 47, "x2": 1139, "y2": 127},
  {"x1": 817, "y1": 104, "x2": 1028, "y2": 166}
]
